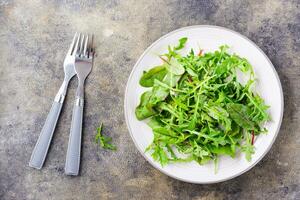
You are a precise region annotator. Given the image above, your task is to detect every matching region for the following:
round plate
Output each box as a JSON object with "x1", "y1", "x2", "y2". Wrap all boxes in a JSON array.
[{"x1": 124, "y1": 25, "x2": 283, "y2": 184}]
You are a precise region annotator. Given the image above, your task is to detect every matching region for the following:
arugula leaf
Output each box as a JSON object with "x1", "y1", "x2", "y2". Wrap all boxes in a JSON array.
[
  {"x1": 207, "y1": 105, "x2": 232, "y2": 132},
  {"x1": 209, "y1": 145, "x2": 235, "y2": 157},
  {"x1": 151, "y1": 143, "x2": 169, "y2": 166},
  {"x1": 241, "y1": 131, "x2": 255, "y2": 161},
  {"x1": 174, "y1": 37, "x2": 188, "y2": 50},
  {"x1": 95, "y1": 123, "x2": 116, "y2": 150}
]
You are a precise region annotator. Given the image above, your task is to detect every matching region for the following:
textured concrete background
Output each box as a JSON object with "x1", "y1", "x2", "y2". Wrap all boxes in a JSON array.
[{"x1": 0, "y1": 0, "x2": 299, "y2": 199}]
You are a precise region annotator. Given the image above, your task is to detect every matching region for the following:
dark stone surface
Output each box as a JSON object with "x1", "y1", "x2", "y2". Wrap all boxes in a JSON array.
[{"x1": 0, "y1": 0, "x2": 299, "y2": 199}]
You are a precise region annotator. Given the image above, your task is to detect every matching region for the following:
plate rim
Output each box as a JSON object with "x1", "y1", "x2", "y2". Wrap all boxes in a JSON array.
[{"x1": 124, "y1": 25, "x2": 284, "y2": 184}]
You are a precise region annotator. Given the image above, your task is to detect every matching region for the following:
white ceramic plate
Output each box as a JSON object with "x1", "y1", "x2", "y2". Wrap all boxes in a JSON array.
[{"x1": 124, "y1": 25, "x2": 283, "y2": 184}]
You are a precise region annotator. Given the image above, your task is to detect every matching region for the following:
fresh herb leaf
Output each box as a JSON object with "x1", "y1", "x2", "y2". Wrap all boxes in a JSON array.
[
  {"x1": 139, "y1": 65, "x2": 167, "y2": 87},
  {"x1": 166, "y1": 59, "x2": 185, "y2": 75},
  {"x1": 95, "y1": 123, "x2": 116, "y2": 150},
  {"x1": 227, "y1": 103, "x2": 255, "y2": 130},
  {"x1": 174, "y1": 37, "x2": 188, "y2": 50},
  {"x1": 135, "y1": 91, "x2": 156, "y2": 120},
  {"x1": 241, "y1": 131, "x2": 255, "y2": 161}
]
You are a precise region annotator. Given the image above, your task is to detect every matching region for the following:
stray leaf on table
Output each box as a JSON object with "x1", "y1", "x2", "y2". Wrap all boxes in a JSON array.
[{"x1": 95, "y1": 123, "x2": 116, "y2": 150}]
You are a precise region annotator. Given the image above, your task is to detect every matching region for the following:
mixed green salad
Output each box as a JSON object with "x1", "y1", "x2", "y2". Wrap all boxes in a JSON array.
[{"x1": 135, "y1": 38, "x2": 270, "y2": 168}]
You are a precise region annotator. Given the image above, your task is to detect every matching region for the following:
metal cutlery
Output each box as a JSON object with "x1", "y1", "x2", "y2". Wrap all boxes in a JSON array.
[
  {"x1": 29, "y1": 33, "x2": 80, "y2": 169},
  {"x1": 65, "y1": 33, "x2": 94, "y2": 175}
]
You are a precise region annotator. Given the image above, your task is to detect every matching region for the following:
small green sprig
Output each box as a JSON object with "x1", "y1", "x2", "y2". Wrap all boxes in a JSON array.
[{"x1": 95, "y1": 123, "x2": 116, "y2": 150}]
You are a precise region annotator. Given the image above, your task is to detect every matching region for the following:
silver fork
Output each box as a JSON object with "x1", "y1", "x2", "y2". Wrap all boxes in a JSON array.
[
  {"x1": 29, "y1": 33, "x2": 80, "y2": 169},
  {"x1": 65, "y1": 33, "x2": 94, "y2": 175}
]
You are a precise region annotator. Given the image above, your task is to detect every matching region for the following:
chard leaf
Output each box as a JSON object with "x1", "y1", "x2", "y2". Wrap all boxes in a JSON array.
[
  {"x1": 135, "y1": 91, "x2": 156, "y2": 120},
  {"x1": 166, "y1": 59, "x2": 185, "y2": 75},
  {"x1": 227, "y1": 103, "x2": 255, "y2": 130},
  {"x1": 139, "y1": 65, "x2": 167, "y2": 87}
]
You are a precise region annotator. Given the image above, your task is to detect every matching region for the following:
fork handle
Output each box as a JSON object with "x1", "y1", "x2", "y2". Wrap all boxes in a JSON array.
[
  {"x1": 29, "y1": 101, "x2": 63, "y2": 169},
  {"x1": 65, "y1": 97, "x2": 84, "y2": 176}
]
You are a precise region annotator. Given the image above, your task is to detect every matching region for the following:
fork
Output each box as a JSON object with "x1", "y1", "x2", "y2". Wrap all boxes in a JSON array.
[
  {"x1": 29, "y1": 33, "x2": 79, "y2": 169},
  {"x1": 65, "y1": 33, "x2": 94, "y2": 175}
]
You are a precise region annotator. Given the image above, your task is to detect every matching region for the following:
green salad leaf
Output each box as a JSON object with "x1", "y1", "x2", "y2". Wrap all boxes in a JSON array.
[
  {"x1": 166, "y1": 59, "x2": 185, "y2": 75},
  {"x1": 227, "y1": 103, "x2": 255, "y2": 130},
  {"x1": 140, "y1": 65, "x2": 167, "y2": 87},
  {"x1": 174, "y1": 37, "x2": 188, "y2": 50},
  {"x1": 135, "y1": 37, "x2": 270, "y2": 169},
  {"x1": 95, "y1": 123, "x2": 116, "y2": 150}
]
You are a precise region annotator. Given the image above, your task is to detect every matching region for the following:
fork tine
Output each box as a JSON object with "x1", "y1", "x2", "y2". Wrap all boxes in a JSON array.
[
  {"x1": 79, "y1": 34, "x2": 85, "y2": 56},
  {"x1": 88, "y1": 34, "x2": 94, "y2": 58},
  {"x1": 73, "y1": 33, "x2": 81, "y2": 56},
  {"x1": 83, "y1": 35, "x2": 89, "y2": 57},
  {"x1": 67, "y1": 32, "x2": 78, "y2": 55}
]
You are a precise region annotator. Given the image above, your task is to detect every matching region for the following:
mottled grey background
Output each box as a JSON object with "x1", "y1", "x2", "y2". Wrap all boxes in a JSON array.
[{"x1": 0, "y1": 0, "x2": 299, "y2": 199}]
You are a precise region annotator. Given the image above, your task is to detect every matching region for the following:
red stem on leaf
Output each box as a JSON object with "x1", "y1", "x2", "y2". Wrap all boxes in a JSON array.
[
  {"x1": 198, "y1": 49, "x2": 203, "y2": 56},
  {"x1": 251, "y1": 130, "x2": 255, "y2": 145},
  {"x1": 159, "y1": 55, "x2": 170, "y2": 64}
]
